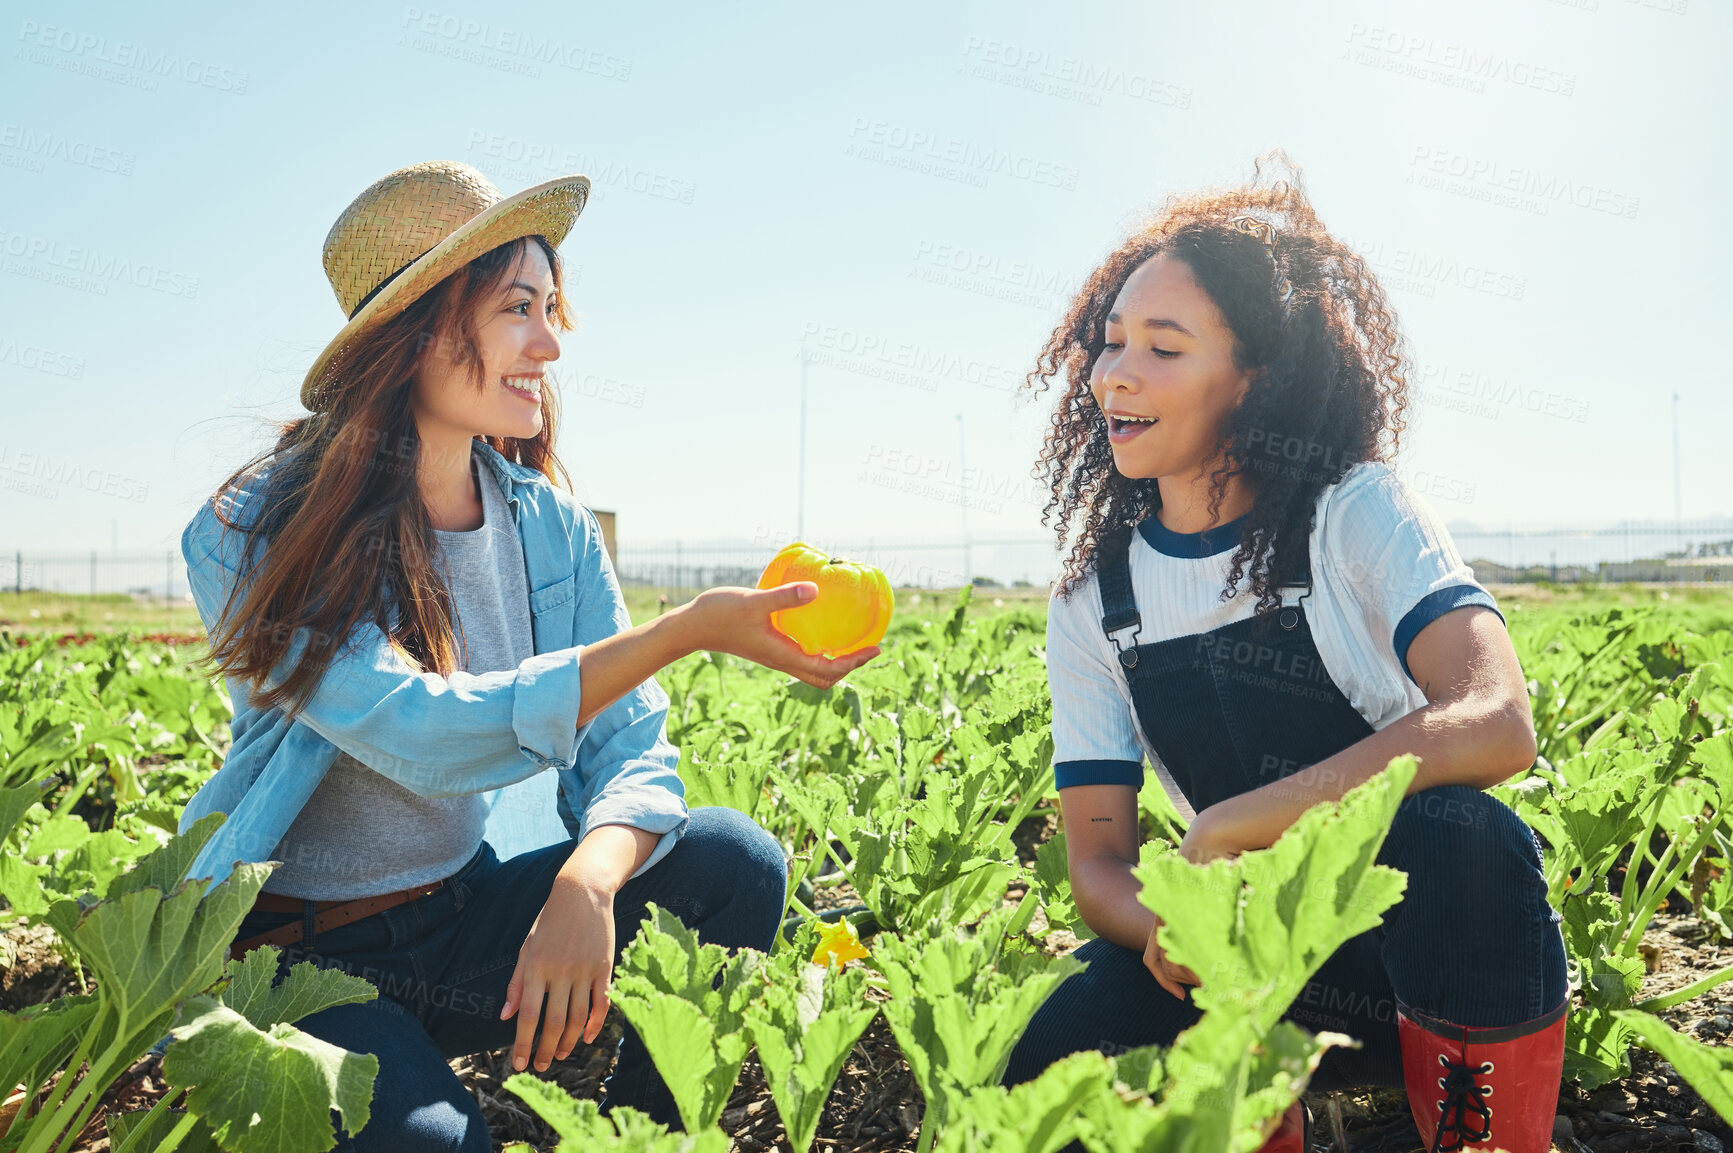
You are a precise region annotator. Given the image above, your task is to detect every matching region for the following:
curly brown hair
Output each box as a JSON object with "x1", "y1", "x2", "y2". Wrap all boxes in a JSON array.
[{"x1": 1026, "y1": 150, "x2": 1411, "y2": 611}]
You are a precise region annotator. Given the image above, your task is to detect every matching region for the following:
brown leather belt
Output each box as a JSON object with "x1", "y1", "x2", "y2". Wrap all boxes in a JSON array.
[{"x1": 228, "y1": 880, "x2": 448, "y2": 961}]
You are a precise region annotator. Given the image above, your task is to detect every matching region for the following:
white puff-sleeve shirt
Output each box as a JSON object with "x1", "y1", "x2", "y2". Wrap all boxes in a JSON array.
[{"x1": 1046, "y1": 461, "x2": 1500, "y2": 820}]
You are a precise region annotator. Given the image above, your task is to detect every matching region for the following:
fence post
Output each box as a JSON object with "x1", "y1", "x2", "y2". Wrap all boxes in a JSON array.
[
  {"x1": 166, "y1": 550, "x2": 173, "y2": 602},
  {"x1": 91, "y1": 549, "x2": 97, "y2": 596},
  {"x1": 13, "y1": 549, "x2": 19, "y2": 595}
]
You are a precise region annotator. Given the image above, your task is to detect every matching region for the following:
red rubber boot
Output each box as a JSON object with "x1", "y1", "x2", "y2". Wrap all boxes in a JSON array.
[
  {"x1": 1396, "y1": 999, "x2": 1568, "y2": 1153},
  {"x1": 1254, "y1": 1100, "x2": 1308, "y2": 1153}
]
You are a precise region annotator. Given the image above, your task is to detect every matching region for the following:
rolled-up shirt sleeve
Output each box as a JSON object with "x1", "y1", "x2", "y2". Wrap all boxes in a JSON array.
[{"x1": 1319, "y1": 466, "x2": 1503, "y2": 687}]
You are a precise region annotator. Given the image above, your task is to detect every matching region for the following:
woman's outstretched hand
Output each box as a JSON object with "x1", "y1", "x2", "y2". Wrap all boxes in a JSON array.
[
  {"x1": 575, "y1": 581, "x2": 881, "y2": 729},
  {"x1": 679, "y1": 582, "x2": 880, "y2": 688}
]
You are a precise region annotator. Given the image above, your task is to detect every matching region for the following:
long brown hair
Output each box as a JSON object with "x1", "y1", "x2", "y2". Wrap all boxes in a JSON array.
[
  {"x1": 1027, "y1": 151, "x2": 1410, "y2": 611},
  {"x1": 200, "y1": 235, "x2": 575, "y2": 717}
]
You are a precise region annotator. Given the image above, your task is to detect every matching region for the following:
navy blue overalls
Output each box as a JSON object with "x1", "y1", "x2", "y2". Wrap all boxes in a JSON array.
[{"x1": 1006, "y1": 523, "x2": 1568, "y2": 1093}]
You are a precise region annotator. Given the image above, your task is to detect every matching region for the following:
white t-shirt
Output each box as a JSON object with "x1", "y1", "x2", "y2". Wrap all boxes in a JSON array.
[{"x1": 1046, "y1": 461, "x2": 1500, "y2": 819}]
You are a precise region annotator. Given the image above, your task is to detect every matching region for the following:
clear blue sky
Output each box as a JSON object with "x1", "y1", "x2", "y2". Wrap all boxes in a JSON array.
[{"x1": 1, "y1": 0, "x2": 1727, "y2": 564}]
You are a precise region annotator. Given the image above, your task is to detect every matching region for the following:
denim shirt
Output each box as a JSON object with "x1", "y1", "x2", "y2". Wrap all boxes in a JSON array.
[{"x1": 177, "y1": 439, "x2": 688, "y2": 888}]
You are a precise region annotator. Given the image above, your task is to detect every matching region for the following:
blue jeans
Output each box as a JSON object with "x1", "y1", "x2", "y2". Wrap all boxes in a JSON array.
[
  {"x1": 229, "y1": 806, "x2": 787, "y2": 1153},
  {"x1": 1004, "y1": 785, "x2": 1569, "y2": 1092}
]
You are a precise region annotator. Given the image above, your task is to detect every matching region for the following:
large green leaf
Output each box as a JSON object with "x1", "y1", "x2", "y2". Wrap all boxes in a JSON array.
[
  {"x1": 219, "y1": 947, "x2": 379, "y2": 1030},
  {"x1": 610, "y1": 904, "x2": 765, "y2": 1133},
  {"x1": 873, "y1": 903, "x2": 1086, "y2": 1141},
  {"x1": 1564, "y1": 1005, "x2": 1639, "y2": 1089},
  {"x1": 108, "y1": 810, "x2": 227, "y2": 898},
  {"x1": 1561, "y1": 889, "x2": 1644, "y2": 1009},
  {"x1": 105, "y1": 1107, "x2": 225, "y2": 1153},
  {"x1": 0, "y1": 778, "x2": 46, "y2": 846},
  {"x1": 45, "y1": 859, "x2": 273, "y2": 1041},
  {"x1": 678, "y1": 747, "x2": 771, "y2": 818},
  {"x1": 743, "y1": 940, "x2": 880, "y2": 1153},
  {"x1": 502, "y1": 1074, "x2": 730, "y2": 1152},
  {"x1": 934, "y1": 1049, "x2": 1109, "y2": 1153},
  {"x1": 0, "y1": 994, "x2": 100, "y2": 1109},
  {"x1": 1032, "y1": 833, "x2": 1092, "y2": 940},
  {"x1": 163, "y1": 996, "x2": 378, "y2": 1153},
  {"x1": 1615, "y1": 1010, "x2": 1733, "y2": 1124},
  {"x1": 1132, "y1": 756, "x2": 1414, "y2": 1034}
]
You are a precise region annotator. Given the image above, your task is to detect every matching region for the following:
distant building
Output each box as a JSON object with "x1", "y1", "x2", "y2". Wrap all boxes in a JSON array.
[
  {"x1": 1466, "y1": 559, "x2": 1593, "y2": 584},
  {"x1": 593, "y1": 510, "x2": 617, "y2": 568},
  {"x1": 1598, "y1": 556, "x2": 1730, "y2": 583}
]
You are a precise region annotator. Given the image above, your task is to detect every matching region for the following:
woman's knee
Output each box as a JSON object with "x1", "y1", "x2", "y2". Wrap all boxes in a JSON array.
[
  {"x1": 668, "y1": 806, "x2": 788, "y2": 934},
  {"x1": 1387, "y1": 785, "x2": 1541, "y2": 877},
  {"x1": 1004, "y1": 939, "x2": 1197, "y2": 1087},
  {"x1": 301, "y1": 1003, "x2": 491, "y2": 1153}
]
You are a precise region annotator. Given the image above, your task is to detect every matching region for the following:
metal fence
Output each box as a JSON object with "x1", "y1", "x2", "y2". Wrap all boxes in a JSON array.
[
  {"x1": 2, "y1": 550, "x2": 190, "y2": 601},
  {"x1": 612, "y1": 538, "x2": 1058, "y2": 597},
  {"x1": 614, "y1": 520, "x2": 1733, "y2": 591},
  {"x1": 1447, "y1": 520, "x2": 1733, "y2": 581},
  {"x1": 3, "y1": 520, "x2": 1730, "y2": 608}
]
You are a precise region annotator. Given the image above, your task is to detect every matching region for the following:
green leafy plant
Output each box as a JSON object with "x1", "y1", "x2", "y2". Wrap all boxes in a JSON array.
[
  {"x1": 740, "y1": 922, "x2": 880, "y2": 1153},
  {"x1": 500, "y1": 1074, "x2": 730, "y2": 1153},
  {"x1": 0, "y1": 814, "x2": 378, "y2": 1153},
  {"x1": 871, "y1": 901, "x2": 1086, "y2": 1152},
  {"x1": 609, "y1": 904, "x2": 766, "y2": 1134}
]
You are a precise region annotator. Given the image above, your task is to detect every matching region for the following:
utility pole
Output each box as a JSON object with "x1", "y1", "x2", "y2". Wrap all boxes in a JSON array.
[
  {"x1": 1672, "y1": 391, "x2": 1682, "y2": 554},
  {"x1": 955, "y1": 412, "x2": 970, "y2": 587},
  {"x1": 797, "y1": 347, "x2": 809, "y2": 541}
]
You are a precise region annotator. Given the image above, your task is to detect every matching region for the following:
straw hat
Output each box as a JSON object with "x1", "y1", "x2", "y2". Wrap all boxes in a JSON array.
[{"x1": 300, "y1": 160, "x2": 589, "y2": 412}]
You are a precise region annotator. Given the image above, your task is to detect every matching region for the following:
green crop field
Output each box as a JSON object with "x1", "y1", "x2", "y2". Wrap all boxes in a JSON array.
[{"x1": 3, "y1": 590, "x2": 1732, "y2": 1152}]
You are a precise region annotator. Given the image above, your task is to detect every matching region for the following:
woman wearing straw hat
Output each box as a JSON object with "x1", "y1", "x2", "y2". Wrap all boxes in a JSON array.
[{"x1": 178, "y1": 160, "x2": 878, "y2": 1151}]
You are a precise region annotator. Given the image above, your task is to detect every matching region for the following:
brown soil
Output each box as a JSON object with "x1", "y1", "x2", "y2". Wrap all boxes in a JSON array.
[{"x1": 7, "y1": 906, "x2": 1730, "y2": 1153}]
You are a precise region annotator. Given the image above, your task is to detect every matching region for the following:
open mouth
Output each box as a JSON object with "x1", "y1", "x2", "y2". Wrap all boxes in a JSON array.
[
  {"x1": 502, "y1": 375, "x2": 543, "y2": 403},
  {"x1": 1108, "y1": 413, "x2": 1158, "y2": 441}
]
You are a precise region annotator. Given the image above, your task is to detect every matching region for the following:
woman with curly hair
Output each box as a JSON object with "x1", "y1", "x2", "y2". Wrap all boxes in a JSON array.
[{"x1": 1002, "y1": 154, "x2": 1568, "y2": 1153}]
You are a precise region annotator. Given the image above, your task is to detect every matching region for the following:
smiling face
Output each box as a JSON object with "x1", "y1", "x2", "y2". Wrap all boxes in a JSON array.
[
  {"x1": 1089, "y1": 254, "x2": 1253, "y2": 484},
  {"x1": 410, "y1": 240, "x2": 561, "y2": 446}
]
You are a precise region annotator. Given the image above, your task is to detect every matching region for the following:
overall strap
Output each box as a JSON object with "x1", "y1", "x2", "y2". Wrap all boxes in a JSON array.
[
  {"x1": 1275, "y1": 539, "x2": 1314, "y2": 629},
  {"x1": 1096, "y1": 525, "x2": 1142, "y2": 651}
]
